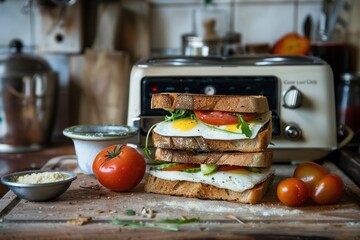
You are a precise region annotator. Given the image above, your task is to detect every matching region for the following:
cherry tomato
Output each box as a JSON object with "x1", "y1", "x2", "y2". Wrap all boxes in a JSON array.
[
  {"x1": 163, "y1": 163, "x2": 199, "y2": 171},
  {"x1": 312, "y1": 174, "x2": 344, "y2": 205},
  {"x1": 194, "y1": 111, "x2": 256, "y2": 125},
  {"x1": 92, "y1": 145, "x2": 146, "y2": 192},
  {"x1": 293, "y1": 162, "x2": 328, "y2": 192},
  {"x1": 277, "y1": 178, "x2": 309, "y2": 207}
]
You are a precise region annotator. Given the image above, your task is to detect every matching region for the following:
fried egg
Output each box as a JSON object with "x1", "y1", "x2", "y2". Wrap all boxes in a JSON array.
[
  {"x1": 149, "y1": 167, "x2": 274, "y2": 192},
  {"x1": 153, "y1": 111, "x2": 271, "y2": 140}
]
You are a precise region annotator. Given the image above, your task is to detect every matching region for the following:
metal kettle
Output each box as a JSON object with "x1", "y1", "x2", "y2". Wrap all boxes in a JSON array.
[{"x1": 0, "y1": 40, "x2": 58, "y2": 152}]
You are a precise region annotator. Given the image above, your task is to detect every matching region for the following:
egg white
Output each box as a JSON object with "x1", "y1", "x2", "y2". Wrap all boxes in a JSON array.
[
  {"x1": 149, "y1": 167, "x2": 274, "y2": 192},
  {"x1": 153, "y1": 111, "x2": 271, "y2": 140}
]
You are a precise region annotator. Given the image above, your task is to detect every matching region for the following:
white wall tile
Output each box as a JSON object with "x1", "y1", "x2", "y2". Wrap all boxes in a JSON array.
[
  {"x1": 234, "y1": 2, "x2": 296, "y2": 46},
  {"x1": 0, "y1": 0, "x2": 42, "y2": 54},
  {"x1": 0, "y1": 1, "x2": 32, "y2": 49},
  {"x1": 151, "y1": 5, "x2": 193, "y2": 50},
  {"x1": 296, "y1": 1, "x2": 322, "y2": 39},
  {"x1": 149, "y1": 0, "x2": 324, "y2": 52}
]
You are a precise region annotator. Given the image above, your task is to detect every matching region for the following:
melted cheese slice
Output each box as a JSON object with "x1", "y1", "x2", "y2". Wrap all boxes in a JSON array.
[
  {"x1": 149, "y1": 168, "x2": 274, "y2": 193},
  {"x1": 153, "y1": 111, "x2": 271, "y2": 140}
]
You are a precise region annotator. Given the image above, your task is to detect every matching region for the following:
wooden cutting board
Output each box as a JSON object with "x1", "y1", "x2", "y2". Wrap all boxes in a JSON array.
[
  {"x1": 0, "y1": 157, "x2": 359, "y2": 239},
  {"x1": 80, "y1": 2, "x2": 130, "y2": 125}
]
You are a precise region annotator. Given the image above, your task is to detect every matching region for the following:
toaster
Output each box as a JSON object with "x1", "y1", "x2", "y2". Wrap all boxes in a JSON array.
[{"x1": 127, "y1": 56, "x2": 337, "y2": 162}]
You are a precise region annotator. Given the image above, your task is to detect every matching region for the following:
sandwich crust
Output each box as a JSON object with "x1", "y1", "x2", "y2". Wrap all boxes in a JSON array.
[
  {"x1": 151, "y1": 93, "x2": 269, "y2": 113},
  {"x1": 155, "y1": 149, "x2": 273, "y2": 167},
  {"x1": 144, "y1": 173, "x2": 274, "y2": 204},
  {"x1": 152, "y1": 120, "x2": 272, "y2": 152}
]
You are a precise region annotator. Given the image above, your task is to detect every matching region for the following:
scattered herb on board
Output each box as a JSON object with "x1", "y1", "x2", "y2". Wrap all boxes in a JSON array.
[
  {"x1": 156, "y1": 217, "x2": 200, "y2": 224},
  {"x1": 112, "y1": 217, "x2": 200, "y2": 232},
  {"x1": 124, "y1": 209, "x2": 136, "y2": 216}
]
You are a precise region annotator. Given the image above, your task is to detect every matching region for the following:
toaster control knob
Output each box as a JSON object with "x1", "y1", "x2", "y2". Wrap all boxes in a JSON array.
[
  {"x1": 285, "y1": 123, "x2": 302, "y2": 140},
  {"x1": 283, "y1": 86, "x2": 302, "y2": 109},
  {"x1": 204, "y1": 85, "x2": 216, "y2": 95}
]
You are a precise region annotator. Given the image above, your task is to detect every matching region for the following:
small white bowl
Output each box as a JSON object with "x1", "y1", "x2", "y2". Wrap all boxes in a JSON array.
[{"x1": 63, "y1": 124, "x2": 138, "y2": 175}]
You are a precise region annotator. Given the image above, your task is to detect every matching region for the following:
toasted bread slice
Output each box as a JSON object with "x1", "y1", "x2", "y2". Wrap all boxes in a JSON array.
[
  {"x1": 144, "y1": 173, "x2": 274, "y2": 204},
  {"x1": 152, "y1": 120, "x2": 272, "y2": 152},
  {"x1": 155, "y1": 148, "x2": 273, "y2": 167},
  {"x1": 151, "y1": 93, "x2": 269, "y2": 113}
]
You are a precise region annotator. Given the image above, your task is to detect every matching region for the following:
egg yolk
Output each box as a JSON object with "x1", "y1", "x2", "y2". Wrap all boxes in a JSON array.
[
  {"x1": 172, "y1": 119, "x2": 198, "y2": 131},
  {"x1": 225, "y1": 124, "x2": 241, "y2": 133}
]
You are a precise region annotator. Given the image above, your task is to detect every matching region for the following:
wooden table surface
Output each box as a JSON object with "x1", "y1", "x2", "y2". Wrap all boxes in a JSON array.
[{"x1": 0, "y1": 154, "x2": 359, "y2": 239}]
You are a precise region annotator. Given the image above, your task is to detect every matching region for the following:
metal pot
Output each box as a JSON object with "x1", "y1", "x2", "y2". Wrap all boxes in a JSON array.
[
  {"x1": 182, "y1": 32, "x2": 241, "y2": 57},
  {"x1": 0, "y1": 40, "x2": 58, "y2": 152}
]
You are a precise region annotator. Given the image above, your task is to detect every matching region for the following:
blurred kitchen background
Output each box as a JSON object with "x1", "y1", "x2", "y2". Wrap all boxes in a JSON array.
[{"x1": 0, "y1": 0, "x2": 359, "y2": 144}]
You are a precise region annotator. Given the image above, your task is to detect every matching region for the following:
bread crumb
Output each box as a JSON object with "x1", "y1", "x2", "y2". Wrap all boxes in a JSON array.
[{"x1": 66, "y1": 216, "x2": 92, "y2": 225}]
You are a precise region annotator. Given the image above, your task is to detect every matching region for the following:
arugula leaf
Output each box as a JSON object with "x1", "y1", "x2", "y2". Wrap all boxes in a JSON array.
[
  {"x1": 165, "y1": 109, "x2": 194, "y2": 122},
  {"x1": 234, "y1": 113, "x2": 252, "y2": 138}
]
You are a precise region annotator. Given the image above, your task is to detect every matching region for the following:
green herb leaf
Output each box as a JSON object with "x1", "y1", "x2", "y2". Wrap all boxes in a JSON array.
[
  {"x1": 124, "y1": 209, "x2": 136, "y2": 216},
  {"x1": 112, "y1": 219, "x2": 179, "y2": 231},
  {"x1": 143, "y1": 123, "x2": 158, "y2": 162},
  {"x1": 234, "y1": 113, "x2": 252, "y2": 138},
  {"x1": 181, "y1": 167, "x2": 201, "y2": 173},
  {"x1": 156, "y1": 217, "x2": 200, "y2": 224},
  {"x1": 112, "y1": 217, "x2": 201, "y2": 232},
  {"x1": 165, "y1": 109, "x2": 194, "y2": 122}
]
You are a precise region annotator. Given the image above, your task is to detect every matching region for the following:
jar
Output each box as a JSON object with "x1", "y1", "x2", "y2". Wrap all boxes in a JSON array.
[{"x1": 337, "y1": 72, "x2": 360, "y2": 133}]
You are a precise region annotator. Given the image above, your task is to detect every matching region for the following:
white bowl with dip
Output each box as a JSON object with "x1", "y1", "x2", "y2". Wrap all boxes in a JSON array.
[
  {"x1": 63, "y1": 124, "x2": 138, "y2": 175},
  {"x1": 1, "y1": 170, "x2": 77, "y2": 201}
]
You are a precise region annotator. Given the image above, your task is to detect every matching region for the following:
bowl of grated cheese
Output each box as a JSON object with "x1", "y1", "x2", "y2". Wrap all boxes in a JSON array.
[{"x1": 1, "y1": 170, "x2": 77, "y2": 201}]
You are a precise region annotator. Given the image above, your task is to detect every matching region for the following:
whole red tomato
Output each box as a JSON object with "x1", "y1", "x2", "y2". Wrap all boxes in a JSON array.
[
  {"x1": 293, "y1": 162, "x2": 328, "y2": 192},
  {"x1": 92, "y1": 145, "x2": 146, "y2": 191},
  {"x1": 277, "y1": 178, "x2": 309, "y2": 207},
  {"x1": 312, "y1": 174, "x2": 344, "y2": 205}
]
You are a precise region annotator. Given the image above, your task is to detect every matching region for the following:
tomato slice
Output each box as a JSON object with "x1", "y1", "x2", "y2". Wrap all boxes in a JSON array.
[
  {"x1": 217, "y1": 166, "x2": 243, "y2": 171},
  {"x1": 163, "y1": 163, "x2": 200, "y2": 171},
  {"x1": 194, "y1": 111, "x2": 256, "y2": 126}
]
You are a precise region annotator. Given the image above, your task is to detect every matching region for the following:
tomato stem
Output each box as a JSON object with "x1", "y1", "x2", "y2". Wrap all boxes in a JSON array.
[{"x1": 106, "y1": 145, "x2": 123, "y2": 160}]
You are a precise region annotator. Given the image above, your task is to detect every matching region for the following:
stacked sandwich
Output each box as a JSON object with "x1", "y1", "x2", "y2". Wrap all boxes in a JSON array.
[{"x1": 144, "y1": 93, "x2": 274, "y2": 204}]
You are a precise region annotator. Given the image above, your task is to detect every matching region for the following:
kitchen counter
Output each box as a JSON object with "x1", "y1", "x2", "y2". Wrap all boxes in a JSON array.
[{"x1": 0, "y1": 153, "x2": 359, "y2": 239}]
